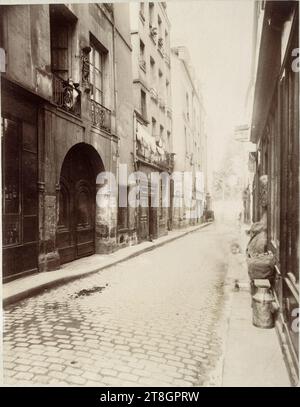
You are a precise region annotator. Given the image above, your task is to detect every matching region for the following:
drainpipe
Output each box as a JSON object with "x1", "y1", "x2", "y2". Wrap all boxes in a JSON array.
[{"x1": 133, "y1": 110, "x2": 138, "y2": 172}]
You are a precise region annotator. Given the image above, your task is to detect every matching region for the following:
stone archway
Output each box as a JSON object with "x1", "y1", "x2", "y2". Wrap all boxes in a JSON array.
[{"x1": 57, "y1": 143, "x2": 105, "y2": 264}]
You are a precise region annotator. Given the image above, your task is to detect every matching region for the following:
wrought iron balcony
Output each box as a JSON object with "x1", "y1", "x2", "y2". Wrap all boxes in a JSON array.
[
  {"x1": 52, "y1": 74, "x2": 81, "y2": 116},
  {"x1": 90, "y1": 99, "x2": 111, "y2": 133}
]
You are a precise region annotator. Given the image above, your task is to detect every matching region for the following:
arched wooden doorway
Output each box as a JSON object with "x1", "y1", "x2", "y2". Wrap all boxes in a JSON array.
[{"x1": 57, "y1": 143, "x2": 104, "y2": 264}]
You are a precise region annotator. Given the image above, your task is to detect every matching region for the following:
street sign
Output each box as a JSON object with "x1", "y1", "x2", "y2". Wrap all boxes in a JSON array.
[{"x1": 234, "y1": 124, "x2": 249, "y2": 142}]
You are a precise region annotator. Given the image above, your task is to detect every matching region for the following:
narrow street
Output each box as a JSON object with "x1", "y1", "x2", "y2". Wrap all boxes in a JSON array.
[{"x1": 3, "y1": 212, "x2": 238, "y2": 387}]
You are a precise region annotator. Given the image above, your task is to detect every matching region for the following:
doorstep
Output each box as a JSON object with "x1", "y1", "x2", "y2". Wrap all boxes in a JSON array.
[{"x1": 3, "y1": 222, "x2": 212, "y2": 307}]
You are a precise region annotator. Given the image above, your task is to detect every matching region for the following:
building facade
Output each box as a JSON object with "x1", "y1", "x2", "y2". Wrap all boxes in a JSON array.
[
  {"x1": 0, "y1": 3, "x2": 135, "y2": 282},
  {"x1": 171, "y1": 46, "x2": 207, "y2": 228},
  {"x1": 250, "y1": 0, "x2": 299, "y2": 385},
  {"x1": 129, "y1": 2, "x2": 173, "y2": 242}
]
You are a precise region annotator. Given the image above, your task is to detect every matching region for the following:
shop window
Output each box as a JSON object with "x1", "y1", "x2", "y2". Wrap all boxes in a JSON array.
[{"x1": 2, "y1": 118, "x2": 21, "y2": 246}]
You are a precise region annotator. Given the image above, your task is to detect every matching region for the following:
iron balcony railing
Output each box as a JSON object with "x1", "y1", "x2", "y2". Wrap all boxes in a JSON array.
[
  {"x1": 52, "y1": 74, "x2": 81, "y2": 116},
  {"x1": 90, "y1": 99, "x2": 111, "y2": 133}
]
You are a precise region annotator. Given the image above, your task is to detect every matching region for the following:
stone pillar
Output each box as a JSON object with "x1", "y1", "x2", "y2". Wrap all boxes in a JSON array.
[{"x1": 38, "y1": 108, "x2": 60, "y2": 272}]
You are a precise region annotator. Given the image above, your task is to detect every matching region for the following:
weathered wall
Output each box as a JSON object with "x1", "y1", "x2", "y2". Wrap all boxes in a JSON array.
[{"x1": 1, "y1": 5, "x2": 52, "y2": 99}]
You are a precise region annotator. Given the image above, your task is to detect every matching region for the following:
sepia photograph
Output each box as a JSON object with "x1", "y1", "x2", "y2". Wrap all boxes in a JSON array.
[{"x1": 0, "y1": 0, "x2": 299, "y2": 393}]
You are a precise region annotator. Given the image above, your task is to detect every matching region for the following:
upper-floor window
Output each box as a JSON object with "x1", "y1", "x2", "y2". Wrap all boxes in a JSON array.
[
  {"x1": 149, "y1": 2, "x2": 154, "y2": 27},
  {"x1": 165, "y1": 29, "x2": 169, "y2": 54},
  {"x1": 139, "y1": 40, "x2": 146, "y2": 71},
  {"x1": 50, "y1": 22, "x2": 70, "y2": 80},
  {"x1": 159, "y1": 124, "x2": 164, "y2": 142},
  {"x1": 89, "y1": 41, "x2": 105, "y2": 105},
  {"x1": 141, "y1": 89, "x2": 147, "y2": 119},
  {"x1": 186, "y1": 92, "x2": 190, "y2": 121},
  {"x1": 166, "y1": 79, "x2": 170, "y2": 101},
  {"x1": 158, "y1": 14, "x2": 162, "y2": 37},
  {"x1": 152, "y1": 117, "x2": 157, "y2": 137},
  {"x1": 50, "y1": 5, "x2": 76, "y2": 80},
  {"x1": 167, "y1": 131, "x2": 171, "y2": 152},
  {"x1": 150, "y1": 56, "x2": 156, "y2": 83},
  {"x1": 140, "y1": 2, "x2": 145, "y2": 21}
]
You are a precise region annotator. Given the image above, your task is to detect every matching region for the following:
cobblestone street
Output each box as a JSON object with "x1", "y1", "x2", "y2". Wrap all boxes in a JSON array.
[{"x1": 3, "y1": 220, "x2": 235, "y2": 387}]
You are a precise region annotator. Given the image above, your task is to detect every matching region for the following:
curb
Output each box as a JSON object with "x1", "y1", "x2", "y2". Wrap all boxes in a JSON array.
[{"x1": 3, "y1": 222, "x2": 213, "y2": 307}]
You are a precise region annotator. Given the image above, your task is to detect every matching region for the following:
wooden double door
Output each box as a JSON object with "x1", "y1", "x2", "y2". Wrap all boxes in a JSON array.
[{"x1": 57, "y1": 147, "x2": 96, "y2": 264}]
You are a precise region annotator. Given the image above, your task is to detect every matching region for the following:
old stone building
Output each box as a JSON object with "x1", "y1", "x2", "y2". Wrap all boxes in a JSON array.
[
  {"x1": 0, "y1": 3, "x2": 135, "y2": 281},
  {"x1": 129, "y1": 2, "x2": 174, "y2": 242},
  {"x1": 250, "y1": 0, "x2": 299, "y2": 384},
  {"x1": 171, "y1": 46, "x2": 207, "y2": 228}
]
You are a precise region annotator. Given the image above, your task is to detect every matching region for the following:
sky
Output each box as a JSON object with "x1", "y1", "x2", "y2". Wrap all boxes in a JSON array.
[{"x1": 167, "y1": 0, "x2": 255, "y2": 172}]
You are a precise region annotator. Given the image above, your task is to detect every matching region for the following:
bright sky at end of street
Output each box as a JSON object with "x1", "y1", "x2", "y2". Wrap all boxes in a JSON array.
[{"x1": 167, "y1": 0, "x2": 255, "y2": 171}]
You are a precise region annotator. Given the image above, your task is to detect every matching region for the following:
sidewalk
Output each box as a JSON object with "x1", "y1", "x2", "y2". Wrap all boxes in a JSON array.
[
  {"x1": 221, "y1": 223, "x2": 291, "y2": 387},
  {"x1": 3, "y1": 222, "x2": 212, "y2": 307}
]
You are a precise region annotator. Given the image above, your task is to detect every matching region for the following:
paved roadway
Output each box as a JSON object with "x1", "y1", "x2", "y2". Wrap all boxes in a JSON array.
[{"x1": 3, "y1": 207, "x2": 238, "y2": 386}]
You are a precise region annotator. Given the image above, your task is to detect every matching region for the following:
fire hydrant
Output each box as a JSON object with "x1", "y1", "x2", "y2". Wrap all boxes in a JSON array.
[{"x1": 252, "y1": 279, "x2": 277, "y2": 329}]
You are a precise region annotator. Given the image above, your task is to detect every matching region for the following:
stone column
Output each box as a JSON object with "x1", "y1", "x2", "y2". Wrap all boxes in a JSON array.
[{"x1": 38, "y1": 107, "x2": 60, "y2": 272}]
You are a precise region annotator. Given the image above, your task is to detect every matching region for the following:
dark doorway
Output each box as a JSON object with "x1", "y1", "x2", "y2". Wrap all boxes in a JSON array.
[{"x1": 57, "y1": 144, "x2": 103, "y2": 265}]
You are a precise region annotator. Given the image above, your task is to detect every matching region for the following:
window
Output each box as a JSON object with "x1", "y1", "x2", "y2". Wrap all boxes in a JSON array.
[
  {"x1": 50, "y1": 21, "x2": 70, "y2": 80},
  {"x1": 158, "y1": 15, "x2": 162, "y2": 38},
  {"x1": 150, "y1": 56, "x2": 156, "y2": 85},
  {"x1": 186, "y1": 92, "x2": 190, "y2": 121},
  {"x1": 140, "y1": 2, "x2": 145, "y2": 20},
  {"x1": 165, "y1": 30, "x2": 169, "y2": 54},
  {"x1": 184, "y1": 126, "x2": 188, "y2": 155},
  {"x1": 89, "y1": 41, "x2": 105, "y2": 104},
  {"x1": 166, "y1": 79, "x2": 170, "y2": 102},
  {"x1": 141, "y1": 90, "x2": 147, "y2": 119},
  {"x1": 158, "y1": 69, "x2": 163, "y2": 94},
  {"x1": 50, "y1": 5, "x2": 77, "y2": 80},
  {"x1": 167, "y1": 131, "x2": 171, "y2": 152},
  {"x1": 149, "y1": 2, "x2": 154, "y2": 27},
  {"x1": 160, "y1": 125, "x2": 164, "y2": 143},
  {"x1": 2, "y1": 117, "x2": 38, "y2": 250},
  {"x1": 152, "y1": 117, "x2": 157, "y2": 137},
  {"x1": 139, "y1": 40, "x2": 146, "y2": 71},
  {"x1": 2, "y1": 118, "x2": 21, "y2": 246},
  {"x1": 140, "y1": 40, "x2": 145, "y2": 59}
]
